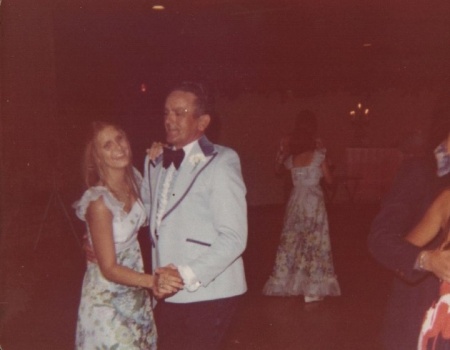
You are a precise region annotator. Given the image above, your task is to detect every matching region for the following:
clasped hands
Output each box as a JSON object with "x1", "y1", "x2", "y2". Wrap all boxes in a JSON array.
[
  {"x1": 153, "y1": 265, "x2": 184, "y2": 299},
  {"x1": 83, "y1": 237, "x2": 183, "y2": 299}
]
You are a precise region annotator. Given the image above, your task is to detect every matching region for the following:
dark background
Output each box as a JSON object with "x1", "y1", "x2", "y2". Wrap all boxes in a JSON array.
[{"x1": 3, "y1": 0, "x2": 450, "y2": 203}]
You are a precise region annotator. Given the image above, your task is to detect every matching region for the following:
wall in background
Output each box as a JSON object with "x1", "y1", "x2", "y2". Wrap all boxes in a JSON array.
[
  {"x1": 1, "y1": 0, "x2": 443, "y2": 209},
  {"x1": 216, "y1": 89, "x2": 436, "y2": 205}
]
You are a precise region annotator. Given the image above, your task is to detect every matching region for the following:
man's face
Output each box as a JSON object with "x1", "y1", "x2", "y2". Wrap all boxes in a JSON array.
[{"x1": 164, "y1": 90, "x2": 209, "y2": 149}]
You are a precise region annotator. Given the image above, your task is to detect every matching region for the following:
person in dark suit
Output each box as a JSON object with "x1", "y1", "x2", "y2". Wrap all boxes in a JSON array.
[{"x1": 367, "y1": 116, "x2": 450, "y2": 350}]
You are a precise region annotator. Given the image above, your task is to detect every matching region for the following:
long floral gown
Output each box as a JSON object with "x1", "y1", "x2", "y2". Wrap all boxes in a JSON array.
[
  {"x1": 263, "y1": 149, "x2": 341, "y2": 298},
  {"x1": 74, "y1": 186, "x2": 157, "y2": 349}
]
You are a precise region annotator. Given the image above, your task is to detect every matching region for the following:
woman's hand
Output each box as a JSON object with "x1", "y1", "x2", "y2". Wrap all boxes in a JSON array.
[
  {"x1": 82, "y1": 233, "x2": 97, "y2": 263},
  {"x1": 146, "y1": 142, "x2": 166, "y2": 162},
  {"x1": 153, "y1": 264, "x2": 184, "y2": 299}
]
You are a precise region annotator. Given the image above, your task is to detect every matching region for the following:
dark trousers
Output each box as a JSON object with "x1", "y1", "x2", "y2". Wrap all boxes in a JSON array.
[{"x1": 154, "y1": 295, "x2": 241, "y2": 350}]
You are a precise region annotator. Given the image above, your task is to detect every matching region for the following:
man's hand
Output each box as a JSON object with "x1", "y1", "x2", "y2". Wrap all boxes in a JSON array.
[
  {"x1": 82, "y1": 233, "x2": 97, "y2": 264},
  {"x1": 153, "y1": 264, "x2": 184, "y2": 299},
  {"x1": 426, "y1": 249, "x2": 450, "y2": 282}
]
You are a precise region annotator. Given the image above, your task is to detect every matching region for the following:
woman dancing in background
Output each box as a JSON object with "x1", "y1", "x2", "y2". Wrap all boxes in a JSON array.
[
  {"x1": 263, "y1": 117, "x2": 340, "y2": 303},
  {"x1": 275, "y1": 110, "x2": 326, "y2": 201},
  {"x1": 74, "y1": 121, "x2": 183, "y2": 349}
]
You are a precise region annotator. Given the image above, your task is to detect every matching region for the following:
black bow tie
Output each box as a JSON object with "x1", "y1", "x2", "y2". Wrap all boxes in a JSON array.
[{"x1": 162, "y1": 147, "x2": 185, "y2": 170}]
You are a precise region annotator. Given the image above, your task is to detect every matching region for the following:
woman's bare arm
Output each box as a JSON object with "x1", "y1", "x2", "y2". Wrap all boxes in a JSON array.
[
  {"x1": 86, "y1": 198, "x2": 183, "y2": 293},
  {"x1": 405, "y1": 190, "x2": 450, "y2": 247}
]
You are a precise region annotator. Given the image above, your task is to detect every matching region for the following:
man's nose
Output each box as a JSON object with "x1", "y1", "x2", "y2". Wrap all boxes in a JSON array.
[{"x1": 165, "y1": 112, "x2": 176, "y2": 123}]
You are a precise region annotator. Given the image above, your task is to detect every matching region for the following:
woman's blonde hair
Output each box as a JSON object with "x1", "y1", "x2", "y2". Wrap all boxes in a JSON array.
[{"x1": 82, "y1": 121, "x2": 139, "y2": 199}]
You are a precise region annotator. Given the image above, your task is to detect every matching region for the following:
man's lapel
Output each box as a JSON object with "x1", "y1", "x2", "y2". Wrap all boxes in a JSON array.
[
  {"x1": 162, "y1": 135, "x2": 217, "y2": 220},
  {"x1": 149, "y1": 154, "x2": 165, "y2": 236}
]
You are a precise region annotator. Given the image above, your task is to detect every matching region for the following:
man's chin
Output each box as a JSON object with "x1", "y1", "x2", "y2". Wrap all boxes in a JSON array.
[{"x1": 165, "y1": 134, "x2": 176, "y2": 143}]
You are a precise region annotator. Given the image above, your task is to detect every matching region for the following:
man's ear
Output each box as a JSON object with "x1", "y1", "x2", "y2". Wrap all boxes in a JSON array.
[{"x1": 198, "y1": 114, "x2": 211, "y2": 131}]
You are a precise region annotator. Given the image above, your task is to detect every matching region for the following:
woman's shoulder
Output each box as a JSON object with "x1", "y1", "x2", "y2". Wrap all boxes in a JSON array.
[
  {"x1": 312, "y1": 148, "x2": 326, "y2": 163},
  {"x1": 431, "y1": 188, "x2": 450, "y2": 227},
  {"x1": 314, "y1": 146, "x2": 326, "y2": 155},
  {"x1": 73, "y1": 186, "x2": 124, "y2": 221},
  {"x1": 80, "y1": 186, "x2": 115, "y2": 202},
  {"x1": 284, "y1": 155, "x2": 294, "y2": 169}
]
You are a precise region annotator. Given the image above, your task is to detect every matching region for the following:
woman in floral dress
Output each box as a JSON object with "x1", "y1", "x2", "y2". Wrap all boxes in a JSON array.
[
  {"x1": 263, "y1": 122, "x2": 341, "y2": 303},
  {"x1": 74, "y1": 121, "x2": 183, "y2": 349}
]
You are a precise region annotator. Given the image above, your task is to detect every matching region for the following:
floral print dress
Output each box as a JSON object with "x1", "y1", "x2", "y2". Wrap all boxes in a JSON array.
[
  {"x1": 263, "y1": 149, "x2": 341, "y2": 298},
  {"x1": 74, "y1": 186, "x2": 157, "y2": 349}
]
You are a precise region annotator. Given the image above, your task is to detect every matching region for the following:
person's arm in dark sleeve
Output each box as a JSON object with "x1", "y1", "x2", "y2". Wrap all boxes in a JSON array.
[{"x1": 367, "y1": 158, "x2": 433, "y2": 283}]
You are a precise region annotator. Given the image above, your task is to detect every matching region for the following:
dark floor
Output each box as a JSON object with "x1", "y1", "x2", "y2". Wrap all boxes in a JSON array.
[{"x1": 0, "y1": 200, "x2": 393, "y2": 349}]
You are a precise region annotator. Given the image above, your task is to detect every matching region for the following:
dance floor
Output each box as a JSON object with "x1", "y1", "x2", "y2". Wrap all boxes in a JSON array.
[{"x1": 0, "y1": 201, "x2": 392, "y2": 349}]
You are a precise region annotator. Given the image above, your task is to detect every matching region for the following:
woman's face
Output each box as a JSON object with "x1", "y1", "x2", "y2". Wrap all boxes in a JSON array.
[{"x1": 94, "y1": 126, "x2": 131, "y2": 170}]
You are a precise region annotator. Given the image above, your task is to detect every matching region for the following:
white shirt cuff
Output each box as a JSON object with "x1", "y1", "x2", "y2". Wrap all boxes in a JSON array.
[{"x1": 178, "y1": 265, "x2": 201, "y2": 292}]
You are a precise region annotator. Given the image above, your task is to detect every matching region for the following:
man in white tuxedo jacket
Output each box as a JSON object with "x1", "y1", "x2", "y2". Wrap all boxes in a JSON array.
[{"x1": 141, "y1": 82, "x2": 248, "y2": 349}]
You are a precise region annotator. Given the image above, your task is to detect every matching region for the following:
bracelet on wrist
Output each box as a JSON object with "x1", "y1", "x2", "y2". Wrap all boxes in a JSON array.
[{"x1": 418, "y1": 251, "x2": 429, "y2": 271}]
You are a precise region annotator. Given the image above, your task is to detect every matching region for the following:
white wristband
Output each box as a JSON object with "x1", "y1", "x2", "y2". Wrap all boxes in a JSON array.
[{"x1": 177, "y1": 265, "x2": 201, "y2": 292}]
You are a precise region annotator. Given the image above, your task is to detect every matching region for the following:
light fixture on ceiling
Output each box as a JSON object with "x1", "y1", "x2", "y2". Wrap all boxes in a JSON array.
[{"x1": 152, "y1": 4, "x2": 165, "y2": 10}]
